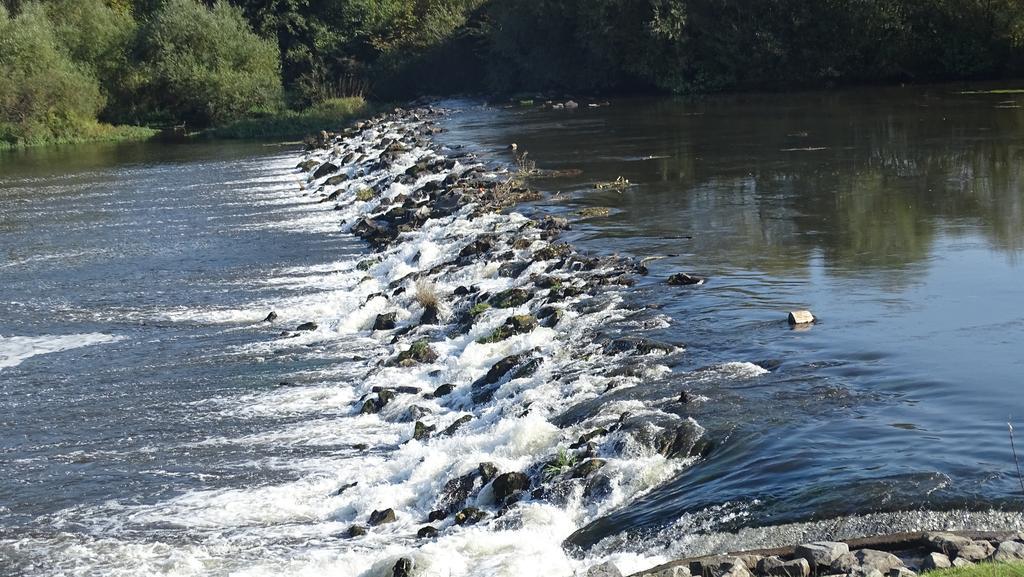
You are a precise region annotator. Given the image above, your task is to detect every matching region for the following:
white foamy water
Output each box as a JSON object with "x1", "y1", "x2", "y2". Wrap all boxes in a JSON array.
[{"x1": 0, "y1": 333, "x2": 123, "y2": 371}]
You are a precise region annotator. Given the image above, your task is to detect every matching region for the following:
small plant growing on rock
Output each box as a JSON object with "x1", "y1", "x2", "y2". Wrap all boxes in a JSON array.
[
  {"x1": 477, "y1": 314, "x2": 538, "y2": 344},
  {"x1": 358, "y1": 187, "x2": 378, "y2": 202},
  {"x1": 469, "y1": 302, "x2": 491, "y2": 317},
  {"x1": 543, "y1": 448, "x2": 579, "y2": 480},
  {"x1": 594, "y1": 176, "x2": 630, "y2": 191},
  {"x1": 394, "y1": 339, "x2": 438, "y2": 366}
]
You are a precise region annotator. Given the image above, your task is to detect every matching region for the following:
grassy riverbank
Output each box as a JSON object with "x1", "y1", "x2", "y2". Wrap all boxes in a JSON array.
[
  {"x1": 0, "y1": 98, "x2": 370, "y2": 151},
  {"x1": 208, "y1": 97, "x2": 370, "y2": 140},
  {"x1": 0, "y1": 124, "x2": 157, "y2": 151}
]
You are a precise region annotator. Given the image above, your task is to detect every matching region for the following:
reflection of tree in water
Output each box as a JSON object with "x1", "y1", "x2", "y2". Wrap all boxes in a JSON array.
[{"x1": 574, "y1": 90, "x2": 1024, "y2": 278}]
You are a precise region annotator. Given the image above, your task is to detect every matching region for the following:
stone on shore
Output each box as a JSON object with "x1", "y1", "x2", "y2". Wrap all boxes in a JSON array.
[
  {"x1": 761, "y1": 557, "x2": 809, "y2": 577},
  {"x1": 587, "y1": 561, "x2": 622, "y2": 577},
  {"x1": 689, "y1": 556, "x2": 750, "y2": 577},
  {"x1": 648, "y1": 566, "x2": 690, "y2": 577},
  {"x1": 829, "y1": 552, "x2": 857, "y2": 574},
  {"x1": 955, "y1": 540, "x2": 994, "y2": 562},
  {"x1": 921, "y1": 552, "x2": 951, "y2": 570},
  {"x1": 993, "y1": 540, "x2": 1024, "y2": 562},
  {"x1": 926, "y1": 533, "x2": 973, "y2": 557},
  {"x1": 853, "y1": 549, "x2": 904, "y2": 574},
  {"x1": 795, "y1": 541, "x2": 849, "y2": 570}
]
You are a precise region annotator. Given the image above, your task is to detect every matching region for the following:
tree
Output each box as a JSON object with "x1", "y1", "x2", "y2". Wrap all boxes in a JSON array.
[
  {"x1": 0, "y1": 3, "x2": 105, "y2": 144},
  {"x1": 137, "y1": 0, "x2": 284, "y2": 126}
]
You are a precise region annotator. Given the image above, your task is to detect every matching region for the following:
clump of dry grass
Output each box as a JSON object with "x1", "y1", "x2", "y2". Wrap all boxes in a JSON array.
[
  {"x1": 415, "y1": 279, "x2": 440, "y2": 309},
  {"x1": 495, "y1": 149, "x2": 537, "y2": 197}
]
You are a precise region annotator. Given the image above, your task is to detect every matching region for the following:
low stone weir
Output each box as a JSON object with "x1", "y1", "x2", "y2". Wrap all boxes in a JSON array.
[{"x1": 288, "y1": 106, "x2": 724, "y2": 575}]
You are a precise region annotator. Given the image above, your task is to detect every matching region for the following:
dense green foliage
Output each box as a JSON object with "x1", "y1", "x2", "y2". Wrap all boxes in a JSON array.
[
  {"x1": 483, "y1": 0, "x2": 1024, "y2": 94},
  {"x1": 0, "y1": 3, "x2": 112, "y2": 145},
  {"x1": 0, "y1": 0, "x2": 282, "y2": 147},
  {"x1": 210, "y1": 96, "x2": 367, "y2": 139},
  {"x1": 3, "y1": 0, "x2": 1024, "y2": 147},
  {"x1": 134, "y1": 0, "x2": 283, "y2": 126},
  {"x1": 235, "y1": 0, "x2": 488, "y2": 105},
  {"x1": 220, "y1": 0, "x2": 1024, "y2": 98}
]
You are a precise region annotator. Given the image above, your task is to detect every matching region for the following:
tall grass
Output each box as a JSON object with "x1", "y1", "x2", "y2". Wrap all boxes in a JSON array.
[
  {"x1": 0, "y1": 124, "x2": 156, "y2": 151},
  {"x1": 924, "y1": 562, "x2": 1024, "y2": 576}
]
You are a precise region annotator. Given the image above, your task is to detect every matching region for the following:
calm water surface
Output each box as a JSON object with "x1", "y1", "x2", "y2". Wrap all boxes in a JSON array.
[
  {"x1": 1, "y1": 86, "x2": 1023, "y2": 574},
  {"x1": 440, "y1": 86, "x2": 1024, "y2": 544}
]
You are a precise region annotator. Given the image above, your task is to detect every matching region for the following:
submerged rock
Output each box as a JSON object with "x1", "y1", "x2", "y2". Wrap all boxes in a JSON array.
[
  {"x1": 477, "y1": 314, "x2": 538, "y2": 344},
  {"x1": 373, "y1": 312, "x2": 398, "y2": 330},
  {"x1": 471, "y1": 352, "x2": 542, "y2": 404},
  {"x1": 488, "y1": 288, "x2": 531, "y2": 308},
  {"x1": 441, "y1": 414, "x2": 473, "y2": 436},
  {"x1": 491, "y1": 472, "x2": 530, "y2": 501},
  {"x1": 413, "y1": 421, "x2": 435, "y2": 440},
  {"x1": 571, "y1": 459, "x2": 606, "y2": 478},
  {"x1": 454, "y1": 507, "x2": 487, "y2": 525},
  {"x1": 432, "y1": 383, "x2": 455, "y2": 397},
  {"x1": 478, "y1": 462, "x2": 499, "y2": 483},
  {"x1": 603, "y1": 336, "x2": 674, "y2": 355},
  {"x1": 368, "y1": 508, "x2": 397, "y2": 526},
  {"x1": 667, "y1": 273, "x2": 704, "y2": 286},
  {"x1": 437, "y1": 471, "x2": 483, "y2": 513},
  {"x1": 393, "y1": 339, "x2": 438, "y2": 366},
  {"x1": 393, "y1": 558, "x2": 413, "y2": 577},
  {"x1": 420, "y1": 304, "x2": 440, "y2": 325},
  {"x1": 312, "y1": 161, "x2": 340, "y2": 179}
]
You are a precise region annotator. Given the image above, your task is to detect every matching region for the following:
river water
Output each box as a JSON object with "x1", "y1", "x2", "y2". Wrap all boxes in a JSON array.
[{"x1": 2, "y1": 86, "x2": 1024, "y2": 576}]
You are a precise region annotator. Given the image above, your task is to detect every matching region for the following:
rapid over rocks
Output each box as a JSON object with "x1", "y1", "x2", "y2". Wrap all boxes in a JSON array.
[{"x1": 277, "y1": 106, "x2": 723, "y2": 575}]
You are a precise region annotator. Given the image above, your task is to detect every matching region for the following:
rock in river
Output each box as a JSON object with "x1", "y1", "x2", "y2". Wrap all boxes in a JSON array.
[
  {"x1": 368, "y1": 508, "x2": 396, "y2": 526},
  {"x1": 491, "y1": 472, "x2": 529, "y2": 501}
]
